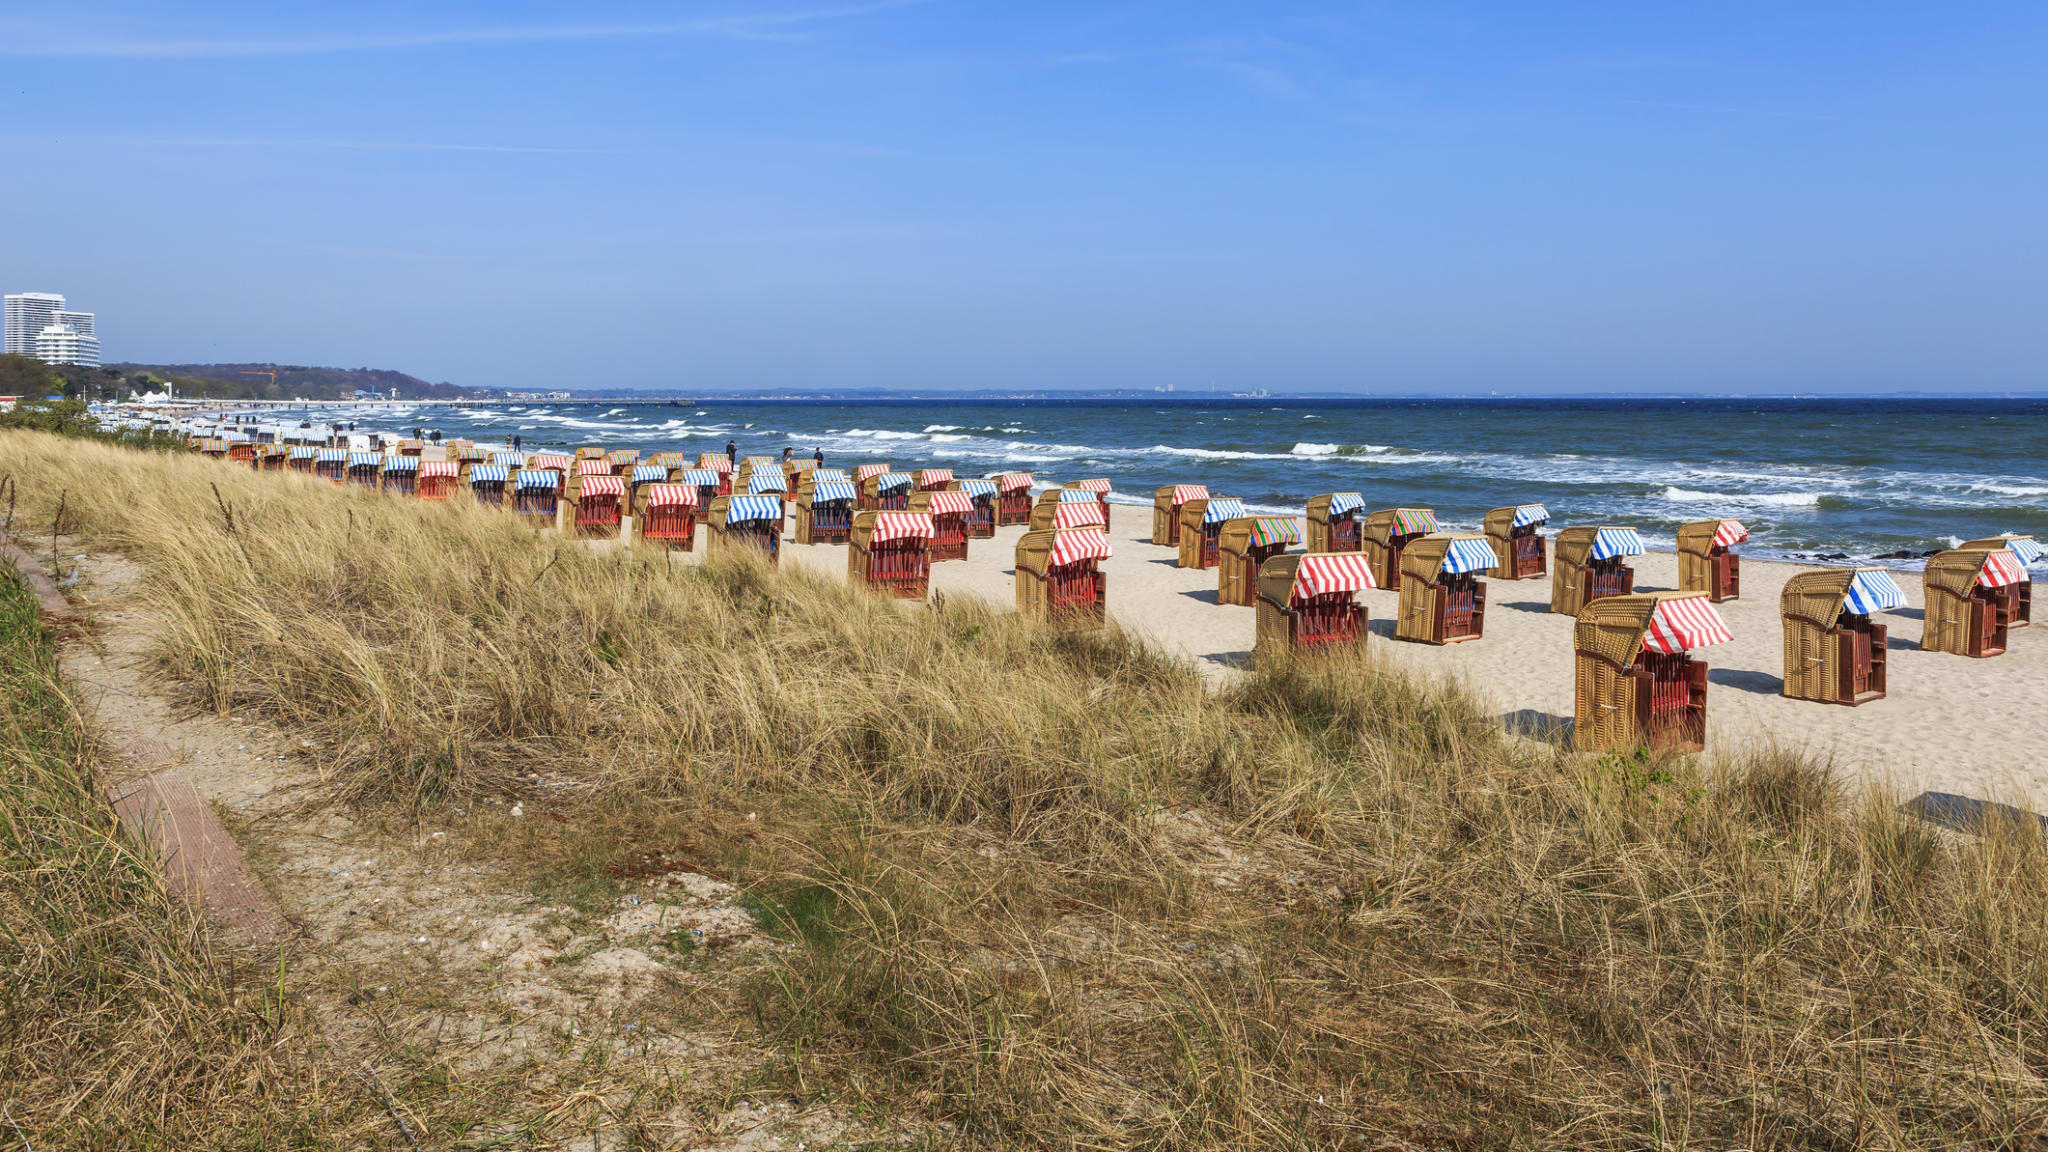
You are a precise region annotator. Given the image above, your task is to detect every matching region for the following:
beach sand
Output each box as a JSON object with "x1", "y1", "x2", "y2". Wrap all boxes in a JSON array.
[{"x1": 618, "y1": 501, "x2": 2041, "y2": 809}]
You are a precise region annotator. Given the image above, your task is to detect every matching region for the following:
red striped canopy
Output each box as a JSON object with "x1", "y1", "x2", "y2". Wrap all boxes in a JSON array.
[
  {"x1": 576, "y1": 459, "x2": 611, "y2": 476},
  {"x1": 870, "y1": 512, "x2": 934, "y2": 542},
  {"x1": 578, "y1": 476, "x2": 625, "y2": 498},
  {"x1": 918, "y1": 468, "x2": 954, "y2": 485},
  {"x1": 1292, "y1": 554, "x2": 1377, "y2": 602},
  {"x1": 1979, "y1": 550, "x2": 2029, "y2": 589},
  {"x1": 924, "y1": 491, "x2": 974, "y2": 515},
  {"x1": 1070, "y1": 478, "x2": 1112, "y2": 493},
  {"x1": 854, "y1": 464, "x2": 892, "y2": 482},
  {"x1": 997, "y1": 473, "x2": 1034, "y2": 492},
  {"x1": 1172, "y1": 485, "x2": 1208, "y2": 504},
  {"x1": 643, "y1": 483, "x2": 697, "y2": 507},
  {"x1": 1049, "y1": 529, "x2": 1113, "y2": 567},
  {"x1": 1054, "y1": 501, "x2": 1107, "y2": 530},
  {"x1": 529, "y1": 454, "x2": 571, "y2": 470},
  {"x1": 1641, "y1": 595, "x2": 1734, "y2": 654},
  {"x1": 1713, "y1": 519, "x2": 1750, "y2": 549},
  {"x1": 419, "y1": 461, "x2": 459, "y2": 478},
  {"x1": 698, "y1": 453, "x2": 733, "y2": 472}
]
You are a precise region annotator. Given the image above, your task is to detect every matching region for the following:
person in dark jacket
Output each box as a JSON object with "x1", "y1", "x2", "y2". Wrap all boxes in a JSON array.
[
  {"x1": 813, "y1": 448, "x2": 824, "y2": 466},
  {"x1": 725, "y1": 438, "x2": 737, "y2": 462}
]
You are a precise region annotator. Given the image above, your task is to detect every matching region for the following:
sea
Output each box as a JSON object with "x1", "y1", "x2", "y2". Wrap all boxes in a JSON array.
[{"x1": 222, "y1": 397, "x2": 2048, "y2": 569}]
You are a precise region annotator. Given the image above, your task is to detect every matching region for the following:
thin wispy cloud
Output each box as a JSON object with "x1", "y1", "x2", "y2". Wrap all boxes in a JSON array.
[{"x1": 0, "y1": 0, "x2": 935, "y2": 58}]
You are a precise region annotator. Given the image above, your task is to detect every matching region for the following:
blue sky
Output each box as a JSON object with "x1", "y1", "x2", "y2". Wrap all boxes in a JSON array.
[{"x1": 2, "y1": 2, "x2": 2043, "y2": 393}]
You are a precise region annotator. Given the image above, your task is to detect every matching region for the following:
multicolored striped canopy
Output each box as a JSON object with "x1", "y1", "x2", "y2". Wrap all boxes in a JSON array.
[
  {"x1": 1171, "y1": 485, "x2": 1208, "y2": 504},
  {"x1": 725, "y1": 495, "x2": 781, "y2": 522},
  {"x1": 1439, "y1": 537, "x2": 1499, "y2": 575},
  {"x1": 1325, "y1": 492, "x2": 1364, "y2": 517},
  {"x1": 1978, "y1": 551, "x2": 2030, "y2": 588},
  {"x1": 468, "y1": 464, "x2": 509, "y2": 483},
  {"x1": 1843, "y1": 570, "x2": 1907, "y2": 615},
  {"x1": 924, "y1": 491, "x2": 975, "y2": 515},
  {"x1": 741, "y1": 455, "x2": 777, "y2": 468},
  {"x1": 957, "y1": 478, "x2": 997, "y2": 497},
  {"x1": 515, "y1": 469, "x2": 560, "y2": 490},
  {"x1": 1510, "y1": 504, "x2": 1549, "y2": 528},
  {"x1": 1202, "y1": 498, "x2": 1247, "y2": 524},
  {"x1": 699, "y1": 453, "x2": 733, "y2": 472},
  {"x1": 1641, "y1": 596, "x2": 1734, "y2": 654},
  {"x1": 749, "y1": 472, "x2": 788, "y2": 494},
  {"x1": 995, "y1": 472, "x2": 1034, "y2": 492},
  {"x1": 1053, "y1": 501, "x2": 1107, "y2": 530},
  {"x1": 1389, "y1": 509, "x2": 1439, "y2": 536},
  {"x1": 643, "y1": 483, "x2": 696, "y2": 507},
  {"x1": 918, "y1": 468, "x2": 954, "y2": 485},
  {"x1": 868, "y1": 512, "x2": 934, "y2": 542},
  {"x1": 681, "y1": 469, "x2": 721, "y2": 487},
  {"x1": 420, "y1": 461, "x2": 459, "y2": 478},
  {"x1": 1292, "y1": 554, "x2": 1375, "y2": 601},
  {"x1": 347, "y1": 452, "x2": 381, "y2": 468},
  {"x1": 459, "y1": 447, "x2": 490, "y2": 462},
  {"x1": 810, "y1": 481, "x2": 858, "y2": 503},
  {"x1": 1048, "y1": 528, "x2": 1113, "y2": 567},
  {"x1": 646, "y1": 451, "x2": 685, "y2": 467},
  {"x1": 607, "y1": 449, "x2": 639, "y2": 464},
  {"x1": 380, "y1": 456, "x2": 419, "y2": 471},
  {"x1": 578, "y1": 476, "x2": 625, "y2": 498},
  {"x1": 632, "y1": 465, "x2": 671, "y2": 484},
  {"x1": 1590, "y1": 527, "x2": 1646, "y2": 560},
  {"x1": 1243, "y1": 516, "x2": 1301, "y2": 548},
  {"x1": 1712, "y1": 520, "x2": 1750, "y2": 549}
]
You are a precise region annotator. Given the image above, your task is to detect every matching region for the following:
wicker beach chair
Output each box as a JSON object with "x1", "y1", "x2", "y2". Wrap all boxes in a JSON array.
[
  {"x1": 627, "y1": 464, "x2": 676, "y2": 515},
  {"x1": 512, "y1": 469, "x2": 562, "y2": 528},
  {"x1": 378, "y1": 455, "x2": 420, "y2": 496},
  {"x1": 1153, "y1": 485, "x2": 1208, "y2": 546},
  {"x1": 858, "y1": 470, "x2": 913, "y2": 512},
  {"x1": 287, "y1": 446, "x2": 318, "y2": 474},
  {"x1": 1062, "y1": 479, "x2": 1113, "y2": 531},
  {"x1": 461, "y1": 462, "x2": 512, "y2": 508},
  {"x1": 631, "y1": 483, "x2": 699, "y2": 551},
  {"x1": 1573, "y1": 592, "x2": 1732, "y2": 754},
  {"x1": 1551, "y1": 526, "x2": 1644, "y2": 616},
  {"x1": 1958, "y1": 536, "x2": 2042, "y2": 629},
  {"x1": 1255, "y1": 553, "x2": 1372, "y2": 665},
  {"x1": 1922, "y1": 549, "x2": 2027, "y2": 657},
  {"x1": 1781, "y1": 568, "x2": 1904, "y2": 705},
  {"x1": 1030, "y1": 488, "x2": 1107, "y2": 533},
  {"x1": 707, "y1": 495, "x2": 782, "y2": 564},
  {"x1": 1016, "y1": 528, "x2": 1111, "y2": 628},
  {"x1": 849, "y1": 511, "x2": 933, "y2": 599},
  {"x1": 991, "y1": 473, "x2": 1035, "y2": 526},
  {"x1": 567, "y1": 473, "x2": 626, "y2": 539},
  {"x1": 697, "y1": 453, "x2": 734, "y2": 494},
  {"x1": 916, "y1": 468, "x2": 954, "y2": 493},
  {"x1": 952, "y1": 479, "x2": 998, "y2": 539},
  {"x1": 417, "y1": 460, "x2": 460, "y2": 500},
  {"x1": 606, "y1": 449, "x2": 640, "y2": 476},
  {"x1": 1304, "y1": 493, "x2": 1366, "y2": 554},
  {"x1": 794, "y1": 476, "x2": 857, "y2": 545},
  {"x1": 1177, "y1": 497, "x2": 1242, "y2": 570},
  {"x1": 908, "y1": 490, "x2": 974, "y2": 561},
  {"x1": 1218, "y1": 516, "x2": 1300, "y2": 606},
  {"x1": 1677, "y1": 519, "x2": 1748, "y2": 602},
  {"x1": 1360, "y1": 508, "x2": 1440, "y2": 591},
  {"x1": 1396, "y1": 533, "x2": 1497, "y2": 644},
  {"x1": 257, "y1": 445, "x2": 289, "y2": 472},
  {"x1": 1483, "y1": 505, "x2": 1549, "y2": 580},
  {"x1": 344, "y1": 451, "x2": 382, "y2": 489}
]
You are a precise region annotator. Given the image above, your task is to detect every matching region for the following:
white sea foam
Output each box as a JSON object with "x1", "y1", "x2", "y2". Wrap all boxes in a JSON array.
[
  {"x1": 1967, "y1": 482, "x2": 2048, "y2": 498},
  {"x1": 1291, "y1": 442, "x2": 1339, "y2": 456},
  {"x1": 923, "y1": 424, "x2": 962, "y2": 432},
  {"x1": 1660, "y1": 486, "x2": 1822, "y2": 507}
]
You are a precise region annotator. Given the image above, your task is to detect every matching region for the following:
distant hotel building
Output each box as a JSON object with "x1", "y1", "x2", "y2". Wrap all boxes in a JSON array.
[{"x1": 4, "y1": 291, "x2": 101, "y2": 366}]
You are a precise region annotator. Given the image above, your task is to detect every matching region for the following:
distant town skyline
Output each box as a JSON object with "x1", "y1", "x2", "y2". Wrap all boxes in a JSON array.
[
  {"x1": 1, "y1": 2, "x2": 2044, "y2": 394},
  {"x1": 3, "y1": 291, "x2": 101, "y2": 369}
]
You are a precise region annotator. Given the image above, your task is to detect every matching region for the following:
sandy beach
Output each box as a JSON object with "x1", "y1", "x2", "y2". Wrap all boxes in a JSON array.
[{"x1": 608, "y1": 502, "x2": 2043, "y2": 810}]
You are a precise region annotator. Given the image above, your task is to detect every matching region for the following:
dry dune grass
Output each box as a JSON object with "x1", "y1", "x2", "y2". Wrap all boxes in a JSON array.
[{"x1": 6, "y1": 428, "x2": 2048, "y2": 1149}]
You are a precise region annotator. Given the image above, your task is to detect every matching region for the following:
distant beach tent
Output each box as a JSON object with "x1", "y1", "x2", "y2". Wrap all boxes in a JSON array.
[
  {"x1": 287, "y1": 445, "x2": 318, "y2": 474},
  {"x1": 849, "y1": 511, "x2": 933, "y2": 599},
  {"x1": 952, "y1": 478, "x2": 998, "y2": 539},
  {"x1": 909, "y1": 489, "x2": 974, "y2": 561},
  {"x1": 1063, "y1": 479, "x2": 1113, "y2": 531},
  {"x1": 916, "y1": 468, "x2": 954, "y2": 493},
  {"x1": 1484, "y1": 504, "x2": 1549, "y2": 581},
  {"x1": 1396, "y1": 533, "x2": 1496, "y2": 645},
  {"x1": 1361, "y1": 508, "x2": 1440, "y2": 590},
  {"x1": 463, "y1": 462, "x2": 511, "y2": 508},
  {"x1": 1678, "y1": 519, "x2": 1748, "y2": 602},
  {"x1": 628, "y1": 463, "x2": 675, "y2": 515},
  {"x1": 1551, "y1": 526, "x2": 1644, "y2": 616},
  {"x1": 1781, "y1": 568, "x2": 1904, "y2": 706},
  {"x1": 1178, "y1": 497, "x2": 1243, "y2": 570},
  {"x1": 1154, "y1": 485, "x2": 1208, "y2": 546},
  {"x1": 1016, "y1": 528, "x2": 1111, "y2": 627},
  {"x1": 1306, "y1": 492, "x2": 1366, "y2": 554},
  {"x1": 1958, "y1": 536, "x2": 2041, "y2": 629},
  {"x1": 379, "y1": 454, "x2": 420, "y2": 496},
  {"x1": 417, "y1": 460, "x2": 459, "y2": 500},
  {"x1": 1574, "y1": 592, "x2": 1732, "y2": 754},
  {"x1": 631, "y1": 482, "x2": 698, "y2": 552},
  {"x1": 1031, "y1": 488, "x2": 1107, "y2": 532},
  {"x1": 568, "y1": 474, "x2": 625, "y2": 539},
  {"x1": 991, "y1": 473, "x2": 1035, "y2": 526},
  {"x1": 707, "y1": 495, "x2": 782, "y2": 563},
  {"x1": 1255, "y1": 553, "x2": 1373, "y2": 664},
  {"x1": 860, "y1": 470, "x2": 914, "y2": 512},
  {"x1": 345, "y1": 451, "x2": 383, "y2": 489},
  {"x1": 795, "y1": 475, "x2": 857, "y2": 545},
  {"x1": 1922, "y1": 548, "x2": 2028, "y2": 657},
  {"x1": 512, "y1": 469, "x2": 562, "y2": 527},
  {"x1": 1218, "y1": 515, "x2": 1301, "y2": 606}
]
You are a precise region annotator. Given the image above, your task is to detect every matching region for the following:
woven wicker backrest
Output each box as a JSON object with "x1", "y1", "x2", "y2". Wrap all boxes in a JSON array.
[
  {"x1": 1676, "y1": 520, "x2": 1724, "y2": 558},
  {"x1": 1780, "y1": 569, "x2": 1854, "y2": 629},
  {"x1": 1400, "y1": 535, "x2": 1452, "y2": 584},
  {"x1": 1219, "y1": 519, "x2": 1254, "y2": 556},
  {"x1": 1483, "y1": 507, "x2": 1516, "y2": 539},
  {"x1": 850, "y1": 510, "x2": 879, "y2": 549},
  {"x1": 1034, "y1": 488, "x2": 1064, "y2": 508},
  {"x1": 1257, "y1": 554, "x2": 1306, "y2": 606},
  {"x1": 707, "y1": 496, "x2": 732, "y2": 527},
  {"x1": 1307, "y1": 494, "x2": 1335, "y2": 525},
  {"x1": 907, "y1": 490, "x2": 938, "y2": 513},
  {"x1": 1015, "y1": 530, "x2": 1056, "y2": 577},
  {"x1": 1573, "y1": 594, "x2": 1661, "y2": 670},
  {"x1": 1959, "y1": 536, "x2": 2032, "y2": 554},
  {"x1": 1923, "y1": 550, "x2": 1993, "y2": 599},
  {"x1": 1554, "y1": 526, "x2": 1600, "y2": 567}
]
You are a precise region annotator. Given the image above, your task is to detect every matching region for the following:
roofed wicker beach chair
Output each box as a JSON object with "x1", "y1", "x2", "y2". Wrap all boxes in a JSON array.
[
  {"x1": 1573, "y1": 592, "x2": 1732, "y2": 754},
  {"x1": 628, "y1": 463, "x2": 676, "y2": 515},
  {"x1": 311, "y1": 449, "x2": 348, "y2": 484},
  {"x1": 527, "y1": 454, "x2": 572, "y2": 487},
  {"x1": 1551, "y1": 526, "x2": 1644, "y2": 616},
  {"x1": 1063, "y1": 479, "x2": 1113, "y2": 531},
  {"x1": 567, "y1": 473, "x2": 626, "y2": 539},
  {"x1": 1218, "y1": 515, "x2": 1301, "y2": 606},
  {"x1": 908, "y1": 489, "x2": 974, "y2": 561},
  {"x1": 1361, "y1": 508, "x2": 1440, "y2": 590},
  {"x1": 1255, "y1": 553, "x2": 1372, "y2": 665},
  {"x1": 859, "y1": 470, "x2": 914, "y2": 512},
  {"x1": 1396, "y1": 533, "x2": 1497, "y2": 644},
  {"x1": 697, "y1": 453, "x2": 734, "y2": 493},
  {"x1": 1483, "y1": 504, "x2": 1549, "y2": 580},
  {"x1": 1958, "y1": 536, "x2": 2042, "y2": 629},
  {"x1": 707, "y1": 494, "x2": 782, "y2": 564},
  {"x1": 1922, "y1": 548, "x2": 2028, "y2": 657},
  {"x1": 631, "y1": 483, "x2": 699, "y2": 552},
  {"x1": 679, "y1": 468, "x2": 725, "y2": 509},
  {"x1": 795, "y1": 475, "x2": 858, "y2": 545},
  {"x1": 574, "y1": 446, "x2": 607, "y2": 463},
  {"x1": 257, "y1": 445, "x2": 290, "y2": 472},
  {"x1": 225, "y1": 438, "x2": 257, "y2": 466},
  {"x1": 1016, "y1": 528, "x2": 1111, "y2": 628},
  {"x1": 462, "y1": 462, "x2": 512, "y2": 508},
  {"x1": 849, "y1": 511, "x2": 933, "y2": 599},
  {"x1": 952, "y1": 478, "x2": 998, "y2": 539},
  {"x1": 991, "y1": 473, "x2": 1035, "y2": 526},
  {"x1": 916, "y1": 467, "x2": 954, "y2": 493},
  {"x1": 1306, "y1": 492, "x2": 1366, "y2": 554},
  {"x1": 782, "y1": 456, "x2": 818, "y2": 485},
  {"x1": 747, "y1": 469, "x2": 792, "y2": 532},
  {"x1": 606, "y1": 448, "x2": 640, "y2": 475},
  {"x1": 417, "y1": 460, "x2": 460, "y2": 500},
  {"x1": 345, "y1": 451, "x2": 383, "y2": 489},
  {"x1": 394, "y1": 439, "x2": 426, "y2": 459},
  {"x1": 287, "y1": 445, "x2": 318, "y2": 474},
  {"x1": 1781, "y1": 568, "x2": 1904, "y2": 706},
  {"x1": 1678, "y1": 518, "x2": 1748, "y2": 602},
  {"x1": 512, "y1": 469, "x2": 562, "y2": 528},
  {"x1": 378, "y1": 455, "x2": 420, "y2": 496},
  {"x1": 1029, "y1": 488, "x2": 1107, "y2": 533},
  {"x1": 1177, "y1": 497, "x2": 1242, "y2": 570},
  {"x1": 644, "y1": 450, "x2": 687, "y2": 470},
  {"x1": 1154, "y1": 485, "x2": 1208, "y2": 546}
]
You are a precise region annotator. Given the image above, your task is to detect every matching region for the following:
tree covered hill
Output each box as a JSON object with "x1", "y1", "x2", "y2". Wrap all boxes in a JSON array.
[{"x1": 108, "y1": 362, "x2": 477, "y2": 401}]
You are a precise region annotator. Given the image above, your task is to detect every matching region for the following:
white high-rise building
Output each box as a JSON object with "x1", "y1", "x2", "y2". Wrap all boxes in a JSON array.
[
  {"x1": 4, "y1": 292, "x2": 65, "y2": 356},
  {"x1": 36, "y1": 323, "x2": 101, "y2": 369},
  {"x1": 54, "y1": 309, "x2": 94, "y2": 338}
]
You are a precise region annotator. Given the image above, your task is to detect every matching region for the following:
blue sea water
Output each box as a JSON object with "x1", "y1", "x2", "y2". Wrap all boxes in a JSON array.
[{"x1": 246, "y1": 397, "x2": 2048, "y2": 567}]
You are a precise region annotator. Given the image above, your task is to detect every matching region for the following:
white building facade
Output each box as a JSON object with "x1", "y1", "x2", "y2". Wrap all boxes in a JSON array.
[
  {"x1": 4, "y1": 292, "x2": 65, "y2": 356},
  {"x1": 35, "y1": 323, "x2": 101, "y2": 368}
]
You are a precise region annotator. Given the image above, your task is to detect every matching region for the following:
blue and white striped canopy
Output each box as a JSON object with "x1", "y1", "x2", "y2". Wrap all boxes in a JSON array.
[
  {"x1": 1056, "y1": 488, "x2": 1099, "y2": 503},
  {"x1": 381, "y1": 456, "x2": 419, "y2": 471},
  {"x1": 681, "y1": 469, "x2": 721, "y2": 487},
  {"x1": 876, "y1": 472, "x2": 912, "y2": 489},
  {"x1": 1589, "y1": 527, "x2": 1646, "y2": 560},
  {"x1": 811, "y1": 481, "x2": 858, "y2": 503},
  {"x1": 1440, "y1": 537, "x2": 1500, "y2": 575},
  {"x1": 493, "y1": 452, "x2": 524, "y2": 466},
  {"x1": 958, "y1": 479, "x2": 998, "y2": 497},
  {"x1": 515, "y1": 469, "x2": 560, "y2": 489},
  {"x1": 632, "y1": 464, "x2": 670, "y2": 483},
  {"x1": 316, "y1": 448, "x2": 347, "y2": 462},
  {"x1": 1843, "y1": 569, "x2": 1907, "y2": 615},
  {"x1": 1511, "y1": 504, "x2": 1550, "y2": 528},
  {"x1": 726, "y1": 495, "x2": 782, "y2": 521},
  {"x1": 814, "y1": 469, "x2": 851, "y2": 483},
  {"x1": 1327, "y1": 492, "x2": 1365, "y2": 516},
  {"x1": 2004, "y1": 537, "x2": 2046, "y2": 567},
  {"x1": 1203, "y1": 498, "x2": 1247, "y2": 524},
  {"x1": 347, "y1": 452, "x2": 381, "y2": 468},
  {"x1": 289, "y1": 446, "x2": 317, "y2": 459},
  {"x1": 749, "y1": 472, "x2": 788, "y2": 494},
  {"x1": 468, "y1": 464, "x2": 509, "y2": 483}
]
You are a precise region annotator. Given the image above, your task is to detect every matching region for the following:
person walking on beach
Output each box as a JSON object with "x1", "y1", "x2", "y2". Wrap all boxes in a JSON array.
[
  {"x1": 725, "y1": 438, "x2": 737, "y2": 462},
  {"x1": 782, "y1": 447, "x2": 794, "y2": 465},
  {"x1": 512, "y1": 435, "x2": 522, "y2": 451},
  {"x1": 813, "y1": 447, "x2": 824, "y2": 466}
]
